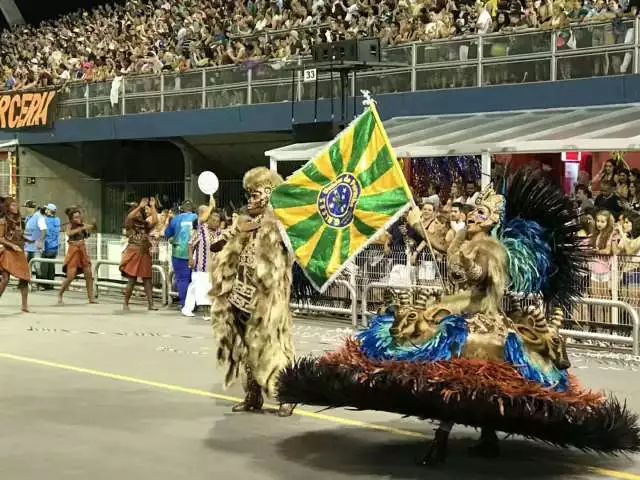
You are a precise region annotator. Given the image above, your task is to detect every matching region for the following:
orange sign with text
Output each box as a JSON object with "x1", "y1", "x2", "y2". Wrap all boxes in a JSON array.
[{"x1": 0, "y1": 89, "x2": 58, "y2": 130}]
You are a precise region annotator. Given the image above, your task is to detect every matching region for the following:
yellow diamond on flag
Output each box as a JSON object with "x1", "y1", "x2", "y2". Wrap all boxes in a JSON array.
[{"x1": 270, "y1": 103, "x2": 413, "y2": 291}]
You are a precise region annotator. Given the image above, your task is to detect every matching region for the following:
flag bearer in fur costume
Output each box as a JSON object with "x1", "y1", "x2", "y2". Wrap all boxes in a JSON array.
[{"x1": 210, "y1": 167, "x2": 296, "y2": 417}]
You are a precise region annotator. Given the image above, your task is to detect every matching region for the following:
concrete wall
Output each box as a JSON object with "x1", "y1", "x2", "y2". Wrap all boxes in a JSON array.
[{"x1": 18, "y1": 146, "x2": 102, "y2": 226}]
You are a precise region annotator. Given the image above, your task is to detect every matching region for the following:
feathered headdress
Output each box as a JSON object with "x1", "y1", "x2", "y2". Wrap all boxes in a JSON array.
[{"x1": 498, "y1": 167, "x2": 588, "y2": 310}]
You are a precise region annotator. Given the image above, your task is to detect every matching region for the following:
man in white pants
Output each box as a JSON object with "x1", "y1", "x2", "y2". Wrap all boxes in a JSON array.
[{"x1": 182, "y1": 202, "x2": 221, "y2": 318}]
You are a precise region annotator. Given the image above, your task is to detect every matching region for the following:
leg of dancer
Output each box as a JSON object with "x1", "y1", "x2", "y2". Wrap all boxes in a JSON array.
[
  {"x1": 58, "y1": 266, "x2": 77, "y2": 305},
  {"x1": 123, "y1": 278, "x2": 136, "y2": 312}
]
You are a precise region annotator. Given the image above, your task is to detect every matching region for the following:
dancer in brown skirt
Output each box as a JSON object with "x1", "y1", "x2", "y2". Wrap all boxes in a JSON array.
[
  {"x1": 120, "y1": 197, "x2": 158, "y2": 311},
  {"x1": 58, "y1": 207, "x2": 97, "y2": 305},
  {"x1": 0, "y1": 198, "x2": 31, "y2": 312}
]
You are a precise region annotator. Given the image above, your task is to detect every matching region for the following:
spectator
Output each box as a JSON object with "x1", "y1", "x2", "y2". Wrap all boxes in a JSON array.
[
  {"x1": 165, "y1": 200, "x2": 198, "y2": 307},
  {"x1": 465, "y1": 181, "x2": 481, "y2": 206},
  {"x1": 41, "y1": 203, "x2": 61, "y2": 290},
  {"x1": 423, "y1": 184, "x2": 441, "y2": 210},
  {"x1": 627, "y1": 181, "x2": 640, "y2": 210},
  {"x1": 449, "y1": 182, "x2": 466, "y2": 204},
  {"x1": 615, "y1": 211, "x2": 640, "y2": 305},
  {"x1": 445, "y1": 201, "x2": 467, "y2": 245},
  {"x1": 1, "y1": 0, "x2": 632, "y2": 91},
  {"x1": 577, "y1": 208, "x2": 597, "y2": 239},
  {"x1": 595, "y1": 180, "x2": 623, "y2": 218},
  {"x1": 22, "y1": 200, "x2": 37, "y2": 227},
  {"x1": 595, "y1": 159, "x2": 617, "y2": 187},
  {"x1": 615, "y1": 167, "x2": 630, "y2": 200},
  {"x1": 24, "y1": 204, "x2": 47, "y2": 268},
  {"x1": 575, "y1": 183, "x2": 595, "y2": 212},
  {"x1": 590, "y1": 209, "x2": 616, "y2": 320}
]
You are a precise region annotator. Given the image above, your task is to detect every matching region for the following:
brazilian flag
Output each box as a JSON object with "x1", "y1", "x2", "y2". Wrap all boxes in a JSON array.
[{"x1": 270, "y1": 103, "x2": 412, "y2": 291}]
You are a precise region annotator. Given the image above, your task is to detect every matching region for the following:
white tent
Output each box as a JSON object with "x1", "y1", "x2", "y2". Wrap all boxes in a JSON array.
[{"x1": 266, "y1": 104, "x2": 640, "y2": 187}]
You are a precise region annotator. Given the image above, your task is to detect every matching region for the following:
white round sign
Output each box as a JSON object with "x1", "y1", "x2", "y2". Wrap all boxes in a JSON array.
[{"x1": 198, "y1": 171, "x2": 219, "y2": 195}]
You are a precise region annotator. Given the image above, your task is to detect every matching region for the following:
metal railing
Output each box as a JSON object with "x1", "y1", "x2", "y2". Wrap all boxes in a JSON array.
[
  {"x1": 54, "y1": 19, "x2": 640, "y2": 120},
  {"x1": 94, "y1": 260, "x2": 168, "y2": 305},
  {"x1": 27, "y1": 256, "x2": 168, "y2": 304},
  {"x1": 27, "y1": 256, "x2": 80, "y2": 289},
  {"x1": 22, "y1": 232, "x2": 640, "y2": 352}
]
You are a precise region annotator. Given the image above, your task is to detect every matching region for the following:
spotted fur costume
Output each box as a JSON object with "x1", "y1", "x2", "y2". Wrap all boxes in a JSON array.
[{"x1": 210, "y1": 171, "x2": 294, "y2": 398}]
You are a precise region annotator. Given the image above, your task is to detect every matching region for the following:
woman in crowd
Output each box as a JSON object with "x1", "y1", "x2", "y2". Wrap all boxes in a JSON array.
[
  {"x1": 0, "y1": 198, "x2": 31, "y2": 312},
  {"x1": 150, "y1": 198, "x2": 172, "y2": 258},
  {"x1": 58, "y1": 207, "x2": 97, "y2": 305},
  {"x1": 614, "y1": 211, "x2": 640, "y2": 305},
  {"x1": 615, "y1": 167, "x2": 630, "y2": 200},
  {"x1": 181, "y1": 200, "x2": 222, "y2": 318},
  {"x1": 596, "y1": 158, "x2": 617, "y2": 186},
  {"x1": 120, "y1": 197, "x2": 158, "y2": 311},
  {"x1": 449, "y1": 182, "x2": 466, "y2": 204},
  {"x1": 626, "y1": 182, "x2": 640, "y2": 210}
]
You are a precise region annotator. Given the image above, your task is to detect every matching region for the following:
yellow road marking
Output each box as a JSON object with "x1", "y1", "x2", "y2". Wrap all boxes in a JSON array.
[
  {"x1": 586, "y1": 468, "x2": 640, "y2": 480},
  {"x1": 0, "y1": 353, "x2": 424, "y2": 438},
  {"x1": 0, "y1": 352, "x2": 638, "y2": 479}
]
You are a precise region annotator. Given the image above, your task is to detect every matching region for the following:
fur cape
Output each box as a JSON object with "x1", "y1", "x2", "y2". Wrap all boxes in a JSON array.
[{"x1": 210, "y1": 209, "x2": 294, "y2": 397}]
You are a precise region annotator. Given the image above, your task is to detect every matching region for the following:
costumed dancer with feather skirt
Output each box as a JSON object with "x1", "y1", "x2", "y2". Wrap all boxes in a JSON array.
[
  {"x1": 277, "y1": 167, "x2": 640, "y2": 464},
  {"x1": 209, "y1": 167, "x2": 298, "y2": 417}
]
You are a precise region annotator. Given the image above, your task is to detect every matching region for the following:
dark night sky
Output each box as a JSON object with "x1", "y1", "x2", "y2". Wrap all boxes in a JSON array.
[{"x1": 11, "y1": 0, "x2": 125, "y2": 25}]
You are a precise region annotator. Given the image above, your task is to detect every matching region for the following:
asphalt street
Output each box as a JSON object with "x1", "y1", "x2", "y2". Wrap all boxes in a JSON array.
[{"x1": 0, "y1": 290, "x2": 639, "y2": 480}]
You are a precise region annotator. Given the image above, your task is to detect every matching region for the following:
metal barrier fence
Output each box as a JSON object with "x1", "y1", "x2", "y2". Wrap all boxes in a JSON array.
[
  {"x1": 53, "y1": 19, "x2": 640, "y2": 120},
  {"x1": 24, "y1": 234, "x2": 640, "y2": 352},
  {"x1": 27, "y1": 256, "x2": 168, "y2": 304}
]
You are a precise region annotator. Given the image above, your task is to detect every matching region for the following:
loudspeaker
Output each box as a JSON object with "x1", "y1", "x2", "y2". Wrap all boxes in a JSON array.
[
  {"x1": 357, "y1": 38, "x2": 381, "y2": 63},
  {"x1": 312, "y1": 40, "x2": 357, "y2": 62},
  {"x1": 311, "y1": 38, "x2": 381, "y2": 64},
  {"x1": 292, "y1": 121, "x2": 345, "y2": 142}
]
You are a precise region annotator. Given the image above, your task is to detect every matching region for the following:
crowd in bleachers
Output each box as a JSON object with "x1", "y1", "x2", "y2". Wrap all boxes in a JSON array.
[{"x1": 2, "y1": 0, "x2": 640, "y2": 91}]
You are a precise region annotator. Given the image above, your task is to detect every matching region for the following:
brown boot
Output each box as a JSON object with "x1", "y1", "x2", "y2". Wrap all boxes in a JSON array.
[
  {"x1": 232, "y1": 370, "x2": 264, "y2": 413},
  {"x1": 277, "y1": 403, "x2": 296, "y2": 417},
  {"x1": 468, "y1": 428, "x2": 500, "y2": 458},
  {"x1": 421, "y1": 428, "x2": 449, "y2": 466}
]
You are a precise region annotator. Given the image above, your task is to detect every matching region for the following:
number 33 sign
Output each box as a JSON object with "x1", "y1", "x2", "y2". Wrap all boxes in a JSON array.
[{"x1": 303, "y1": 68, "x2": 317, "y2": 83}]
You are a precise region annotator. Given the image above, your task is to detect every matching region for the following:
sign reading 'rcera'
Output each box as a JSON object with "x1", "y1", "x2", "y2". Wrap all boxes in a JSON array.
[{"x1": 0, "y1": 89, "x2": 58, "y2": 130}]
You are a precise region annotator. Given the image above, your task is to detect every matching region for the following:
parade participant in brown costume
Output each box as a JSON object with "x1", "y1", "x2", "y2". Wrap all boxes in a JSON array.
[
  {"x1": 58, "y1": 207, "x2": 97, "y2": 305},
  {"x1": 0, "y1": 198, "x2": 31, "y2": 312},
  {"x1": 120, "y1": 197, "x2": 158, "y2": 311}
]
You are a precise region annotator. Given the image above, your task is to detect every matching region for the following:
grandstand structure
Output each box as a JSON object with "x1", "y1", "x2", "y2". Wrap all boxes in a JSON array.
[{"x1": 16, "y1": 19, "x2": 640, "y2": 121}]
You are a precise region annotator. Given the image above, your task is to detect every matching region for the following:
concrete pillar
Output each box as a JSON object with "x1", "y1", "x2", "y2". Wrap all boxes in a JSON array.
[
  {"x1": 171, "y1": 140, "x2": 207, "y2": 205},
  {"x1": 481, "y1": 151, "x2": 491, "y2": 189}
]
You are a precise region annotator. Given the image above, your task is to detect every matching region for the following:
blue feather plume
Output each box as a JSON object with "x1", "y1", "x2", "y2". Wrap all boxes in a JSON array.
[
  {"x1": 504, "y1": 332, "x2": 569, "y2": 392},
  {"x1": 499, "y1": 218, "x2": 553, "y2": 294},
  {"x1": 358, "y1": 313, "x2": 469, "y2": 362}
]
